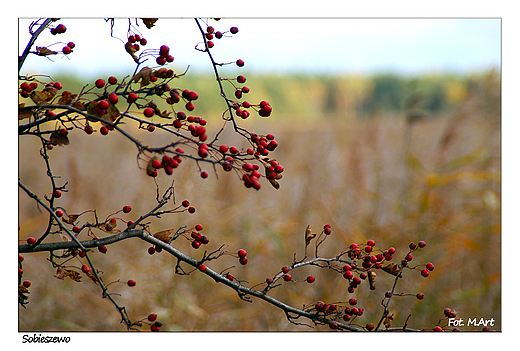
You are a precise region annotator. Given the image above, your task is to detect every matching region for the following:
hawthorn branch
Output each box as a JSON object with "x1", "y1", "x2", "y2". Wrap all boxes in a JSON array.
[{"x1": 19, "y1": 18, "x2": 54, "y2": 72}]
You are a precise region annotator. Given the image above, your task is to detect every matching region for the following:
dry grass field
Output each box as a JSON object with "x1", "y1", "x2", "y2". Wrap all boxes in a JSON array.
[{"x1": 18, "y1": 71, "x2": 500, "y2": 331}]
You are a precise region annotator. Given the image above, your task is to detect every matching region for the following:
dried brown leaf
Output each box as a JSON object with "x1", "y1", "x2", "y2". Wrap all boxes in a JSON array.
[
  {"x1": 133, "y1": 66, "x2": 153, "y2": 87},
  {"x1": 68, "y1": 269, "x2": 82, "y2": 282},
  {"x1": 381, "y1": 263, "x2": 400, "y2": 276},
  {"x1": 368, "y1": 271, "x2": 376, "y2": 290},
  {"x1": 305, "y1": 225, "x2": 316, "y2": 246},
  {"x1": 54, "y1": 266, "x2": 67, "y2": 280},
  {"x1": 30, "y1": 90, "x2": 55, "y2": 105},
  {"x1": 125, "y1": 41, "x2": 139, "y2": 63},
  {"x1": 268, "y1": 178, "x2": 280, "y2": 190},
  {"x1": 50, "y1": 131, "x2": 70, "y2": 146},
  {"x1": 18, "y1": 103, "x2": 33, "y2": 120},
  {"x1": 154, "y1": 229, "x2": 175, "y2": 243},
  {"x1": 71, "y1": 100, "x2": 85, "y2": 110},
  {"x1": 57, "y1": 93, "x2": 77, "y2": 105},
  {"x1": 383, "y1": 314, "x2": 394, "y2": 329},
  {"x1": 84, "y1": 270, "x2": 100, "y2": 285},
  {"x1": 36, "y1": 46, "x2": 58, "y2": 56},
  {"x1": 19, "y1": 285, "x2": 30, "y2": 300},
  {"x1": 142, "y1": 18, "x2": 158, "y2": 29},
  {"x1": 54, "y1": 267, "x2": 81, "y2": 282},
  {"x1": 62, "y1": 214, "x2": 79, "y2": 224}
]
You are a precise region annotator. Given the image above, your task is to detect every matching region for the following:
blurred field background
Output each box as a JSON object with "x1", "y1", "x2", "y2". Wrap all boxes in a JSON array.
[{"x1": 18, "y1": 69, "x2": 500, "y2": 331}]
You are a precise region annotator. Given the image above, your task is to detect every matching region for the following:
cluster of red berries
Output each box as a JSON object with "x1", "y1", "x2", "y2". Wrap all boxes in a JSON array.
[
  {"x1": 19, "y1": 81, "x2": 63, "y2": 98},
  {"x1": 164, "y1": 89, "x2": 198, "y2": 113},
  {"x1": 234, "y1": 100, "x2": 272, "y2": 120},
  {"x1": 126, "y1": 34, "x2": 148, "y2": 54},
  {"x1": 62, "y1": 42, "x2": 75, "y2": 55},
  {"x1": 50, "y1": 23, "x2": 66, "y2": 35},
  {"x1": 146, "y1": 148, "x2": 184, "y2": 177},
  {"x1": 190, "y1": 224, "x2": 209, "y2": 249},
  {"x1": 237, "y1": 249, "x2": 248, "y2": 265},
  {"x1": 156, "y1": 45, "x2": 174, "y2": 66},
  {"x1": 204, "y1": 25, "x2": 239, "y2": 49},
  {"x1": 311, "y1": 300, "x2": 366, "y2": 328}
]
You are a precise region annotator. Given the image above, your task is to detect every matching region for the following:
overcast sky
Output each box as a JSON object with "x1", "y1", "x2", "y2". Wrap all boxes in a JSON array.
[{"x1": 18, "y1": 18, "x2": 500, "y2": 79}]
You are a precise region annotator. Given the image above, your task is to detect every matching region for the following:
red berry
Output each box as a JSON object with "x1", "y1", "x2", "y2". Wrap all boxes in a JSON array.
[
  {"x1": 426, "y1": 262, "x2": 435, "y2": 271},
  {"x1": 366, "y1": 323, "x2": 374, "y2": 331},
  {"x1": 421, "y1": 268, "x2": 430, "y2": 277},
  {"x1": 315, "y1": 301, "x2": 325, "y2": 311},
  {"x1": 182, "y1": 200, "x2": 190, "y2": 207},
  {"x1": 266, "y1": 277, "x2": 274, "y2": 284},
  {"x1": 283, "y1": 274, "x2": 292, "y2": 281},
  {"x1": 127, "y1": 92, "x2": 138, "y2": 103},
  {"x1": 73, "y1": 226, "x2": 80, "y2": 233},
  {"x1": 144, "y1": 108, "x2": 154, "y2": 117},
  {"x1": 26, "y1": 237, "x2": 36, "y2": 245},
  {"x1": 95, "y1": 79, "x2": 105, "y2": 89},
  {"x1": 140, "y1": 38, "x2": 148, "y2": 45},
  {"x1": 23, "y1": 280, "x2": 32, "y2": 288},
  {"x1": 306, "y1": 276, "x2": 315, "y2": 283},
  {"x1": 100, "y1": 126, "x2": 109, "y2": 135},
  {"x1": 98, "y1": 100, "x2": 109, "y2": 110},
  {"x1": 388, "y1": 247, "x2": 396, "y2": 255},
  {"x1": 98, "y1": 245, "x2": 108, "y2": 254},
  {"x1": 406, "y1": 253, "x2": 413, "y2": 261},
  {"x1": 54, "y1": 190, "x2": 62, "y2": 198},
  {"x1": 199, "y1": 264, "x2": 207, "y2": 272},
  {"x1": 123, "y1": 205, "x2": 132, "y2": 213},
  {"x1": 185, "y1": 101, "x2": 195, "y2": 111},
  {"x1": 81, "y1": 265, "x2": 90, "y2": 273},
  {"x1": 187, "y1": 91, "x2": 199, "y2": 101},
  {"x1": 409, "y1": 242, "x2": 417, "y2": 250},
  {"x1": 188, "y1": 206, "x2": 196, "y2": 214},
  {"x1": 55, "y1": 210, "x2": 64, "y2": 217},
  {"x1": 230, "y1": 27, "x2": 239, "y2": 34},
  {"x1": 109, "y1": 93, "x2": 118, "y2": 104},
  {"x1": 281, "y1": 266, "x2": 290, "y2": 274},
  {"x1": 229, "y1": 146, "x2": 238, "y2": 154},
  {"x1": 367, "y1": 239, "x2": 376, "y2": 246},
  {"x1": 418, "y1": 240, "x2": 426, "y2": 248},
  {"x1": 151, "y1": 324, "x2": 160, "y2": 332},
  {"x1": 62, "y1": 46, "x2": 72, "y2": 54},
  {"x1": 159, "y1": 45, "x2": 169, "y2": 56},
  {"x1": 55, "y1": 24, "x2": 66, "y2": 33},
  {"x1": 84, "y1": 125, "x2": 94, "y2": 134},
  {"x1": 127, "y1": 279, "x2": 136, "y2": 287},
  {"x1": 148, "y1": 247, "x2": 155, "y2": 255},
  {"x1": 433, "y1": 326, "x2": 443, "y2": 332},
  {"x1": 54, "y1": 82, "x2": 63, "y2": 90},
  {"x1": 417, "y1": 293, "x2": 425, "y2": 299},
  {"x1": 156, "y1": 56, "x2": 166, "y2": 65},
  {"x1": 207, "y1": 41, "x2": 214, "y2": 48},
  {"x1": 200, "y1": 171, "x2": 208, "y2": 179},
  {"x1": 148, "y1": 313, "x2": 158, "y2": 322},
  {"x1": 238, "y1": 249, "x2": 247, "y2": 258},
  {"x1": 343, "y1": 270, "x2": 353, "y2": 279},
  {"x1": 236, "y1": 59, "x2": 245, "y2": 67},
  {"x1": 239, "y1": 256, "x2": 248, "y2": 265},
  {"x1": 108, "y1": 76, "x2": 117, "y2": 85},
  {"x1": 19, "y1": 254, "x2": 24, "y2": 262}
]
